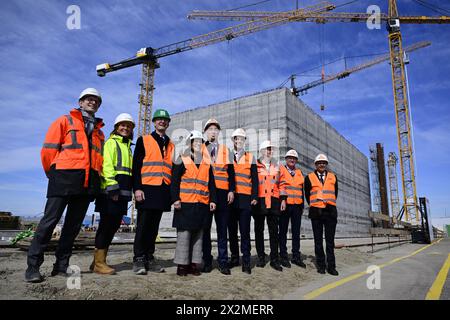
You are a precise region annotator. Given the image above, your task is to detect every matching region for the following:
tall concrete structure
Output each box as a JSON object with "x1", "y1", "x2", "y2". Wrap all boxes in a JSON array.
[{"x1": 164, "y1": 88, "x2": 371, "y2": 237}]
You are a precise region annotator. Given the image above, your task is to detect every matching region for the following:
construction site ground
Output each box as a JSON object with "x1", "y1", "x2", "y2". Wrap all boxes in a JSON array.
[{"x1": 1, "y1": 237, "x2": 447, "y2": 300}]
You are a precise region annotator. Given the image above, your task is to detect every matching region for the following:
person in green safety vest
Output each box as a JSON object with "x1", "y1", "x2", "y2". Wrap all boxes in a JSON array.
[{"x1": 91, "y1": 113, "x2": 135, "y2": 275}]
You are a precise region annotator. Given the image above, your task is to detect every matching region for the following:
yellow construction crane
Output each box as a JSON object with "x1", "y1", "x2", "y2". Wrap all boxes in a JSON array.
[
  {"x1": 281, "y1": 40, "x2": 430, "y2": 97},
  {"x1": 187, "y1": 0, "x2": 450, "y2": 224}
]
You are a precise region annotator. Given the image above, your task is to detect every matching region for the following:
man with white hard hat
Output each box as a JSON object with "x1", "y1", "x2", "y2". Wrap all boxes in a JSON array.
[
  {"x1": 304, "y1": 153, "x2": 339, "y2": 276},
  {"x1": 228, "y1": 128, "x2": 258, "y2": 274},
  {"x1": 253, "y1": 140, "x2": 284, "y2": 272},
  {"x1": 26, "y1": 88, "x2": 105, "y2": 283},
  {"x1": 201, "y1": 119, "x2": 236, "y2": 275},
  {"x1": 279, "y1": 149, "x2": 306, "y2": 269}
]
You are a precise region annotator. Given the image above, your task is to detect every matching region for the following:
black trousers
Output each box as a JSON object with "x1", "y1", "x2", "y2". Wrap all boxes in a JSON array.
[
  {"x1": 95, "y1": 211, "x2": 123, "y2": 249},
  {"x1": 27, "y1": 195, "x2": 91, "y2": 269},
  {"x1": 311, "y1": 214, "x2": 337, "y2": 269},
  {"x1": 279, "y1": 204, "x2": 303, "y2": 259},
  {"x1": 253, "y1": 214, "x2": 280, "y2": 261},
  {"x1": 133, "y1": 209, "x2": 163, "y2": 261},
  {"x1": 229, "y1": 208, "x2": 252, "y2": 264},
  {"x1": 202, "y1": 203, "x2": 230, "y2": 266}
]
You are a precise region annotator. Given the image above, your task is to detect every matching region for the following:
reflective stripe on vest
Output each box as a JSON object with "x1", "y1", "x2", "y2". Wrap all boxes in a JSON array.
[
  {"x1": 308, "y1": 172, "x2": 336, "y2": 208},
  {"x1": 113, "y1": 140, "x2": 132, "y2": 174},
  {"x1": 141, "y1": 135, "x2": 174, "y2": 186},
  {"x1": 280, "y1": 165, "x2": 304, "y2": 205},
  {"x1": 180, "y1": 152, "x2": 210, "y2": 205},
  {"x1": 234, "y1": 152, "x2": 253, "y2": 195},
  {"x1": 257, "y1": 161, "x2": 280, "y2": 208},
  {"x1": 211, "y1": 144, "x2": 230, "y2": 190}
]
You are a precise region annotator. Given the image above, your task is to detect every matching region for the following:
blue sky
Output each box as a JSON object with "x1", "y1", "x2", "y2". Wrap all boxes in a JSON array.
[{"x1": 1, "y1": 0, "x2": 449, "y2": 228}]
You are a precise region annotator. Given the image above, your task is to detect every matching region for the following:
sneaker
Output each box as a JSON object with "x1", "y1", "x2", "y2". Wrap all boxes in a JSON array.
[
  {"x1": 280, "y1": 257, "x2": 291, "y2": 268},
  {"x1": 133, "y1": 258, "x2": 147, "y2": 275},
  {"x1": 291, "y1": 257, "x2": 306, "y2": 268},
  {"x1": 327, "y1": 267, "x2": 339, "y2": 276},
  {"x1": 270, "y1": 260, "x2": 283, "y2": 272},
  {"x1": 242, "y1": 263, "x2": 251, "y2": 274},
  {"x1": 218, "y1": 264, "x2": 231, "y2": 275},
  {"x1": 146, "y1": 258, "x2": 165, "y2": 273},
  {"x1": 25, "y1": 266, "x2": 43, "y2": 283}
]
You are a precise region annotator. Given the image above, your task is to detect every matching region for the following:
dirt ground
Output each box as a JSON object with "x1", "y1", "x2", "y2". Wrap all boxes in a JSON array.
[{"x1": 0, "y1": 240, "x2": 380, "y2": 300}]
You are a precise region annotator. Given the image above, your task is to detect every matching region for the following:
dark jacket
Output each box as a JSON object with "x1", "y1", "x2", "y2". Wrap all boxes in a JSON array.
[
  {"x1": 132, "y1": 132, "x2": 172, "y2": 212},
  {"x1": 304, "y1": 170, "x2": 338, "y2": 219},
  {"x1": 171, "y1": 153, "x2": 217, "y2": 230},
  {"x1": 46, "y1": 109, "x2": 104, "y2": 199}
]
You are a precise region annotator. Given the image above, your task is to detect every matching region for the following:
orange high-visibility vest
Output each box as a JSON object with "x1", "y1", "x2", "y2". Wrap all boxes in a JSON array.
[
  {"x1": 233, "y1": 152, "x2": 254, "y2": 196},
  {"x1": 180, "y1": 150, "x2": 211, "y2": 205},
  {"x1": 141, "y1": 135, "x2": 174, "y2": 186},
  {"x1": 257, "y1": 160, "x2": 280, "y2": 208},
  {"x1": 280, "y1": 165, "x2": 304, "y2": 205},
  {"x1": 41, "y1": 109, "x2": 105, "y2": 188},
  {"x1": 308, "y1": 172, "x2": 337, "y2": 208},
  {"x1": 210, "y1": 144, "x2": 230, "y2": 190}
]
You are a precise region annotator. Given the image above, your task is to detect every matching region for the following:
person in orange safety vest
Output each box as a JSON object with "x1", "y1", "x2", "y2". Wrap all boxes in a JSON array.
[{"x1": 25, "y1": 88, "x2": 105, "y2": 283}]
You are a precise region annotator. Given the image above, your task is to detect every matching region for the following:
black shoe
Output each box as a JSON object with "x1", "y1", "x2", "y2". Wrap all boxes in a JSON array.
[
  {"x1": 145, "y1": 258, "x2": 165, "y2": 273},
  {"x1": 270, "y1": 260, "x2": 283, "y2": 272},
  {"x1": 133, "y1": 258, "x2": 147, "y2": 275},
  {"x1": 291, "y1": 257, "x2": 306, "y2": 268},
  {"x1": 25, "y1": 266, "x2": 43, "y2": 283},
  {"x1": 218, "y1": 264, "x2": 231, "y2": 275},
  {"x1": 317, "y1": 267, "x2": 326, "y2": 274},
  {"x1": 51, "y1": 265, "x2": 68, "y2": 277},
  {"x1": 242, "y1": 263, "x2": 251, "y2": 274},
  {"x1": 280, "y1": 257, "x2": 291, "y2": 268},
  {"x1": 327, "y1": 268, "x2": 339, "y2": 276},
  {"x1": 228, "y1": 256, "x2": 240, "y2": 269},
  {"x1": 256, "y1": 255, "x2": 266, "y2": 268},
  {"x1": 202, "y1": 263, "x2": 212, "y2": 273}
]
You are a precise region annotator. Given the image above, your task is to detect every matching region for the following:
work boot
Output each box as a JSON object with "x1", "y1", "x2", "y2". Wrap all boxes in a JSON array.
[
  {"x1": 228, "y1": 255, "x2": 240, "y2": 269},
  {"x1": 202, "y1": 262, "x2": 213, "y2": 273},
  {"x1": 93, "y1": 249, "x2": 115, "y2": 275},
  {"x1": 218, "y1": 263, "x2": 231, "y2": 275},
  {"x1": 280, "y1": 257, "x2": 291, "y2": 268},
  {"x1": 145, "y1": 258, "x2": 165, "y2": 273},
  {"x1": 133, "y1": 257, "x2": 147, "y2": 275},
  {"x1": 256, "y1": 255, "x2": 266, "y2": 268},
  {"x1": 327, "y1": 267, "x2": 339, "y2": 276},
  {"x1": 270, "y1": 260, "x2": 283, "y2": 272},
  {"x1": 242, "y1": 263, "x2": 251, "y2": 274},
  {"x1": 189, "y1": 263, "x2": 201, "y2": 276},
  {"x1": 291, "y1": 256, "x2": 306, "y2": 268},
  {"x1": 25, "y1": 266, "x2": 43, "y2": 283},
  {"x1": 177, "y1": 264, "x2": 189, "y2": 276}
]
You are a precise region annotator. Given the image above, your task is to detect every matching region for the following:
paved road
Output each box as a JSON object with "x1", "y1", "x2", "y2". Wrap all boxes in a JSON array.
[{"x1": 284, "y1": 238, "x2": 450, "y2": 300}]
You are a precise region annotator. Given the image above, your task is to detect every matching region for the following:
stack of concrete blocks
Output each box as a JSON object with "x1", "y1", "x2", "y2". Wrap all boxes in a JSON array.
[{"x1": 162, "y1": 88, "x2": 372, "y2": 239}]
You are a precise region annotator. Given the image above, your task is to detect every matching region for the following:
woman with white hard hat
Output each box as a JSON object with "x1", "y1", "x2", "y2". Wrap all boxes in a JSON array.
[
  {"x1": 304, "y1": 153, "x2": 339, "y2": 276},
  {"x1": 91, "y1": 113, "x2": 135, "y2": 275},
  {"x1": 171, "y1": 130, "x2": 217, "y2": 276}
]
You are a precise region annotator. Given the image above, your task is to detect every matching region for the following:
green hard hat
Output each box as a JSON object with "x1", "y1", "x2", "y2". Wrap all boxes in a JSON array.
[{"x1": 152, "y1": 109, "x2": 171, "y2": 122}]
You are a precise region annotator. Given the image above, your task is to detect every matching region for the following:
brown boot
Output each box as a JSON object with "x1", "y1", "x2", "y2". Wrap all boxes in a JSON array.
[
  {"x1": 90, "y1": 247, "x2": 107, "y2": 271},
  {"x1": 93, "y1": 248, "x2": 115, "y2": 275}
]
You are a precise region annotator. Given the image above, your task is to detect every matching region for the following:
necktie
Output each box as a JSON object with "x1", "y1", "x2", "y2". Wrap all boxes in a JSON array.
[
  {"x1": 319, "y1": 174, "x2": 324, "y2": 184},
  {"x1": 211, "y1": 147, "x2": 216, "y2": 159}
]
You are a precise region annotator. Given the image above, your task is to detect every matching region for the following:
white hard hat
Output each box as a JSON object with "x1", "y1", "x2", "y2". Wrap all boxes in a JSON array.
[
  {"x1": 314, "y1": 153, "x2": 329, "y2": 164},
  {"x1": 259, "y1": 140, "x2": 276, "y2": 151},
  {"x1": 285, "y1": 149, "x2": 299, "y2": 159},
  {"x1": 204, "y1": 118, "x2": 221, "y2": 132},
  {"x1": 79, "y1": 88, "x2": 102, "y2": 105},
  {"x1": 189, "y1": 130, "x2": 204, "y2": 141},
  {"x1": 114, "y1": 113, "x2": 135, "y2": 127},
  {"x1": 231, "y1": 128, "x2": 246, "y2": 139}
]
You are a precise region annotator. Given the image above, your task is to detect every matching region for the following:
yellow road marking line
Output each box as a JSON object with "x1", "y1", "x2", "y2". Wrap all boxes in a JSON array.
[
  {"x1": 304, "y1": 239, "x2": 443, "y2": 300},
  {"x1": 425, "y1": 253, "x2": 450, "y2": 300}
]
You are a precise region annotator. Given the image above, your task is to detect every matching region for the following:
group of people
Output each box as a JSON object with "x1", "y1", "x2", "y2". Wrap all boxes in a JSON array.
[{"x1": 25, "y1": 87, "x2": 339, "y2": 283}]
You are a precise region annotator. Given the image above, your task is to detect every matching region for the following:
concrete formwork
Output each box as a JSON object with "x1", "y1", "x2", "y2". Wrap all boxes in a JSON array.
[{"x1": 163, "y1": 88, "x2": 371, "y2": 237}]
